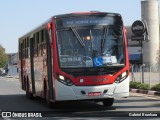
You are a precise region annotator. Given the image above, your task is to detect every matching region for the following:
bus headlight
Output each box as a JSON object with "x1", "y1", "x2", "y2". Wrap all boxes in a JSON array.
[
  {"x1": 115, "y1": 71, "x2": 128, "y2": 83},
  {"x1": 57, "y1": 74, "x2": 73, "y2": 86},
  {"x1": 122, "y1": 71, "x2": 127, "y2": 78},
  {"x1": 59, "y1": 75, "x2": 65, "y2": 80}
]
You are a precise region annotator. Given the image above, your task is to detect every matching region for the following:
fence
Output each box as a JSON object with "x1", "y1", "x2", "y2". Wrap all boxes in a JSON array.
[{"x1": 130, "y1": 64, "x2": 160, "y2": 87}]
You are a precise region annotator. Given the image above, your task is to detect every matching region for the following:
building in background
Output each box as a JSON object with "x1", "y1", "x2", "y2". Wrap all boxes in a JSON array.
[
  {"x1": 126, "y1": 26, "x2": 143, "y2": 72},
  {"x1": 7, "y1": 53, "x2": 18, "y2": 76}
]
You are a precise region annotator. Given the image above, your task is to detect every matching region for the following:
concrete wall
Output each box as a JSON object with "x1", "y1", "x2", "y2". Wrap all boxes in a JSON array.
[{"x1": 130, "y1": 72, "x2": 160, "y2": 86}]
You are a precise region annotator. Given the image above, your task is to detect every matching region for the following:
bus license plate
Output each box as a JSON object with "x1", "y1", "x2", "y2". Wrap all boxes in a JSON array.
[{"x1": 88, "y1": 92, "x2": 101, "y2": 97}]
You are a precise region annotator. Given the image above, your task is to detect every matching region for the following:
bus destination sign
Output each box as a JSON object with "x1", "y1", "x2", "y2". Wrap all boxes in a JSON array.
[{"x1": 63, "y1": 17, "x2": 114, "y2": 27}]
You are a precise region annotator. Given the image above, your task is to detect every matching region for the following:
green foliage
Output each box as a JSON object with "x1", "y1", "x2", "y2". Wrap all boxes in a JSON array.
[
  {"x1": 151, "y1": 84, "x2": 160, "y2": 92},
  {"x1": 130, "y1": 81, "x2": 141, "y2": 89},
  {"x1": 130, "y1": 81, "x2": 150, "y2": 90},
  {"x1": 138, "y1": 83, "x2": 150, "y2": 90},
  {"x1": 130, "y1": 81, "x2": 160, "y2": 91},
  {"x1": 0, "y1": 44, "x2": 8, "y2": 68}
]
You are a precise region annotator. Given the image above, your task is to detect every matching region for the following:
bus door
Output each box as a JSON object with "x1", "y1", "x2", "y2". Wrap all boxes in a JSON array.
[
  {"x1": 30, "y1": 35, "x2": 36, "y2": 96},
  {"x1": 45, "y1": 28, "x2": 54, "y2": 100}
]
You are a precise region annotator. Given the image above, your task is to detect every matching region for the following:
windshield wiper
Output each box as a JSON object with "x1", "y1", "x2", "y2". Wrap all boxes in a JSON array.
[
  {"x1": 71, "y1": 27, "x2": 85, "y2": 47},
  {"x1": 101, "y1": 26, "x2": 108, "y2": 53}
]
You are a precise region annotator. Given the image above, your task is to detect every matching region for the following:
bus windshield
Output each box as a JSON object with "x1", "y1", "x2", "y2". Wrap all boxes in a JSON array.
[{"x1": 56, "y1": 16, "x2": 125, "y2": 68}]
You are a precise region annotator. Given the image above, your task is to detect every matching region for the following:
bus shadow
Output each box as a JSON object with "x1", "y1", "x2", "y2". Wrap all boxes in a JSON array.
[
  {"x1": 51, "y1": 101, "x2": 116, "y2": 112},
  {"x1": 0, "y1": 94, "x2": 116, "y2": 113}
]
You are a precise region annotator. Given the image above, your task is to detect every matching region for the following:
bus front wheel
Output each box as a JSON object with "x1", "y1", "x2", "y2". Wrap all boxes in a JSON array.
[{"x1": 102, "y1": 98, "x2": 114, "y2": 107}]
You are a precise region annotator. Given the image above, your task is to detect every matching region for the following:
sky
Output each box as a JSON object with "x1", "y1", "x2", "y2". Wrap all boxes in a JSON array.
[{"x1": 0, "y1": 0, "x2": 150, "y2": 53}]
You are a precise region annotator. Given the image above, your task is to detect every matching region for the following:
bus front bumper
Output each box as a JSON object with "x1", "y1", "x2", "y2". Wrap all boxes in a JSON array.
[{"x1": 55, "y1": 76, "x2": 129, "y2": 101}]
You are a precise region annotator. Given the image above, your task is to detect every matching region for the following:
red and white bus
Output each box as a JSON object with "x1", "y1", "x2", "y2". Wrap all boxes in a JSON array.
[{"x1": 18, "y1": 12, "x2": 129, "y2": 107}]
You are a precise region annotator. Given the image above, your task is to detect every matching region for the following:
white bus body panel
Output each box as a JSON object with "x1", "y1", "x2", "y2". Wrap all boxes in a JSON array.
[{"x1": 55, "y1": 76, "x2": 129, "y2": 101}]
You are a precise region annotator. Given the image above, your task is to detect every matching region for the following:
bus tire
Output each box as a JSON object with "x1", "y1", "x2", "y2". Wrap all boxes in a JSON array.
[
  {"x1": 26, "y1": 79, "x2": 33, "y2": 99},
  {"x1": 102, "y1": 98, "x2": 114, "y2": 107},
  {"x1": 47, "y1": 100, "x2": 55, "y2": 108}
]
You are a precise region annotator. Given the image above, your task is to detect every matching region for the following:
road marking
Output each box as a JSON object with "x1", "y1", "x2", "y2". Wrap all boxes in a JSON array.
[
  {"x1": 130, "y1": 93, "x2": 160, "y2": 100},
  {"x1": 145, "y1": 96, "x2": 159, "y2": 100}
]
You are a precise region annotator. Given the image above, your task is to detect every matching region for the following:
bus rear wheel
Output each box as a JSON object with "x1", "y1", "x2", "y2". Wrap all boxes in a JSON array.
[
  {"x1": 26, "y1": 79, "x2": 33, "y2": 99},
  {"x1": 102, "y1": 98, "x2": 114, "y2": 107}
]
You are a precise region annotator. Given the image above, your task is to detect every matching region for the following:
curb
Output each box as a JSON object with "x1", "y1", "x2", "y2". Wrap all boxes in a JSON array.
[{"x1": 130, "y1": 88, "x2": 160, "y2": 96}]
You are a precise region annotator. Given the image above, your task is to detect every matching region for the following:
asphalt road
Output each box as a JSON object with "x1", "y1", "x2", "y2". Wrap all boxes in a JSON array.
[{"x1": 0, "y1": 76, "x2": 160, "y2": 119}]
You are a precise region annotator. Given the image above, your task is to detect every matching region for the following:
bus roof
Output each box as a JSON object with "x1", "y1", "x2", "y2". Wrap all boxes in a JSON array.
[
  {"x1": 19, "y1": 11, "x2": 121, "y2": 41},
  {"x1": 54, "y1": 12, "x2": 121, "y2": 19}
]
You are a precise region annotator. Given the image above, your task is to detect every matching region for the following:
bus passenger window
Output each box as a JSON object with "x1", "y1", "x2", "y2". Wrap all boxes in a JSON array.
[
  {"x1": 28, "y1": 48, "x2": 30, "y2": 58},
  {"x1": 42, "y1": 44, "x2": 46, "y2": 56},
  {"x1": 38, "y1": 44, "x2": 42, "y2": 56},
  {"x1": 34, "y1": 47, "x2": 38, "y2": 57},
  {"x1": 25, "y1": 49, "x2": 28, "y2": 58}
]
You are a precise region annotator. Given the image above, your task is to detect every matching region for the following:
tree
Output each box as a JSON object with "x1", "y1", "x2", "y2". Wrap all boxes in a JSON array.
[{"x1": 0, "y1": 44, "x2": 8, "y2": 68}]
